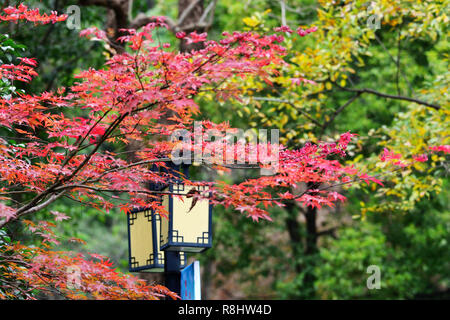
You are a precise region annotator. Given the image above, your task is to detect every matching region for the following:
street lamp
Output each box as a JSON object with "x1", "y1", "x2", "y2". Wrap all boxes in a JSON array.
[
  {"x1": 127, "y1": 162, "x2": 212, "y2": 298},
  {"x1": 159, "y1": 173, "x2": 212, "y2": 297}
]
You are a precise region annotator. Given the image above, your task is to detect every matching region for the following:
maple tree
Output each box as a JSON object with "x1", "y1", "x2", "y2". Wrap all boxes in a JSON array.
[
  {"x1": 0, "y1": 4, "x2": 177, "y2": 300},
  {"x1": 0, "y1": 3, "x2": 435, "y2": 299}
]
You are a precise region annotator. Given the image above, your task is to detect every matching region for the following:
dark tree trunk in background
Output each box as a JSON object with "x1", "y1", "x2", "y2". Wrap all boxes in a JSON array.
[
  {"x1": 285, "y1": 200, "x2": 303, "y2": 274},
  {"x1": 79, "y1": 0, "x2": 131, "y2": 52},
  {"x1": 304, "y1": 207, "x2": 318, "y2": 256},
  {"x1": 284, "y1": 182, "x2": 319, "y2": 298},
  {"x1": 302, "y1": 205, "x2": 318, "y2": 294},
  {"x1": 178, "y1": 0, "x2": 205, "y2": 52},
  {"x1": 79, "y1": 0, "x2": 211, "y2": 52}
]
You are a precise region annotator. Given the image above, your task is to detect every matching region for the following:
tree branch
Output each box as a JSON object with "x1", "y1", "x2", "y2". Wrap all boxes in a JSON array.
[
  {"x1": 0, "y1": 190, "x2": 67, "y2": 228},
  {"x1": 251, "y1": 96, "x2": 324, "y2": 128},
  {"x1": 317, "y1": 227, "x2": 338, "y2": 239},
  {"x1": 130, "y1": 13, "x2": 176, "y2": 31},
  {"x1": 79, "y1": 0, "x2": 127, "y2": 27},
  {"x1": 178, "y1": 0, "x2": 202, "y2": 27},
  {"x1": 320, "y1": 93, "x2": 362, "y2": 137},
  {"x1": 335, "y1": 84, "x2": 441, "y2": 110}
]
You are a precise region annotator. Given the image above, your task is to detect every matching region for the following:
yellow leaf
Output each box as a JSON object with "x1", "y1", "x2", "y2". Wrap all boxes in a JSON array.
[{"x1": 243, "y1": 17, "x2": 260, "y2": 27}]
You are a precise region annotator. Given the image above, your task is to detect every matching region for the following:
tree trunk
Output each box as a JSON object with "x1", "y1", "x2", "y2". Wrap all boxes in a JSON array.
[
  {"x1": 284, "y1": 183, "x2": 319, "y2": 298},
  {"x1": 178, "y1": 0, "x2": 205, "y2": 52},
  {"x1": 285, "y1": 200, "x2": 303, "y2": 274},
  {"x1": 303, "y1": 205, "x2": 318, "y2": 294}
]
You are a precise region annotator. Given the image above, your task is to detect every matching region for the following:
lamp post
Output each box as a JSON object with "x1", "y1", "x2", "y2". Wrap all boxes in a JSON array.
[
  {"x1": 127, "y1": 162, "x2": 212, "y2": 298},
  {"x1": 164, "y1": 251, "x2": 182, "y2": 296}
]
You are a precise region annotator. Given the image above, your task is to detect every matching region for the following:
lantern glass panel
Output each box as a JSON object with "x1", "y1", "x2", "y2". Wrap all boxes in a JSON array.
[
  {"x1": 160, "y1": 184, "x2": 212, "y2": 253},
  {"x1": 128, "y1": 209, "x2": 186, "y2": 272}
]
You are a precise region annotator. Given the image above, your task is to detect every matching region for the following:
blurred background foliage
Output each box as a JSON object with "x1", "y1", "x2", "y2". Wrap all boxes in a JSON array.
[{"x1": 2, "y1": 0, "x2": 448, "y2": 299}]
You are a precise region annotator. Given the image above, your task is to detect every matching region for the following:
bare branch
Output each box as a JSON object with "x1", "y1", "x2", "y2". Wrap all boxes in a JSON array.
[
  {"x1": 130, "y1": 13, "x2": 176, "y2": 30},
  {"x1": 334, "y1": 83, "x2": 441, "y2": 110},
  {"x1": 251, "y1": 96, "x2": 324, "y2": 128},
  {"x1": 131, "y1": 0, "x2": 217, "y2": 33},
  {"x1": 280, "y1": 0, "x2": 287, "y2": 27},
  {"x1": 199, "y1": 0, "x2": 217, "y2": 26},
  {"x1": 178, "y1": 0, "x2": 202, "y2": 27},
  {"x1": 317, "y1": 227, "x2": 338, "y2": 239}
]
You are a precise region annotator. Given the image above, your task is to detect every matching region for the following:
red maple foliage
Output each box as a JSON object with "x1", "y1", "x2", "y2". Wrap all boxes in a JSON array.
[{"x1": 0, "y1": 5, "x2": 402, "y2": 299}]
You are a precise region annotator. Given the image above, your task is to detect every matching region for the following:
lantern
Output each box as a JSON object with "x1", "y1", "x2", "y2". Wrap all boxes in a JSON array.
[
  {"x1": 127, "y1": 208, "x2": 186, "y2": 272},
  {"x1": 160, "y1": 183, "x2": 212, "y2": 253}
]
